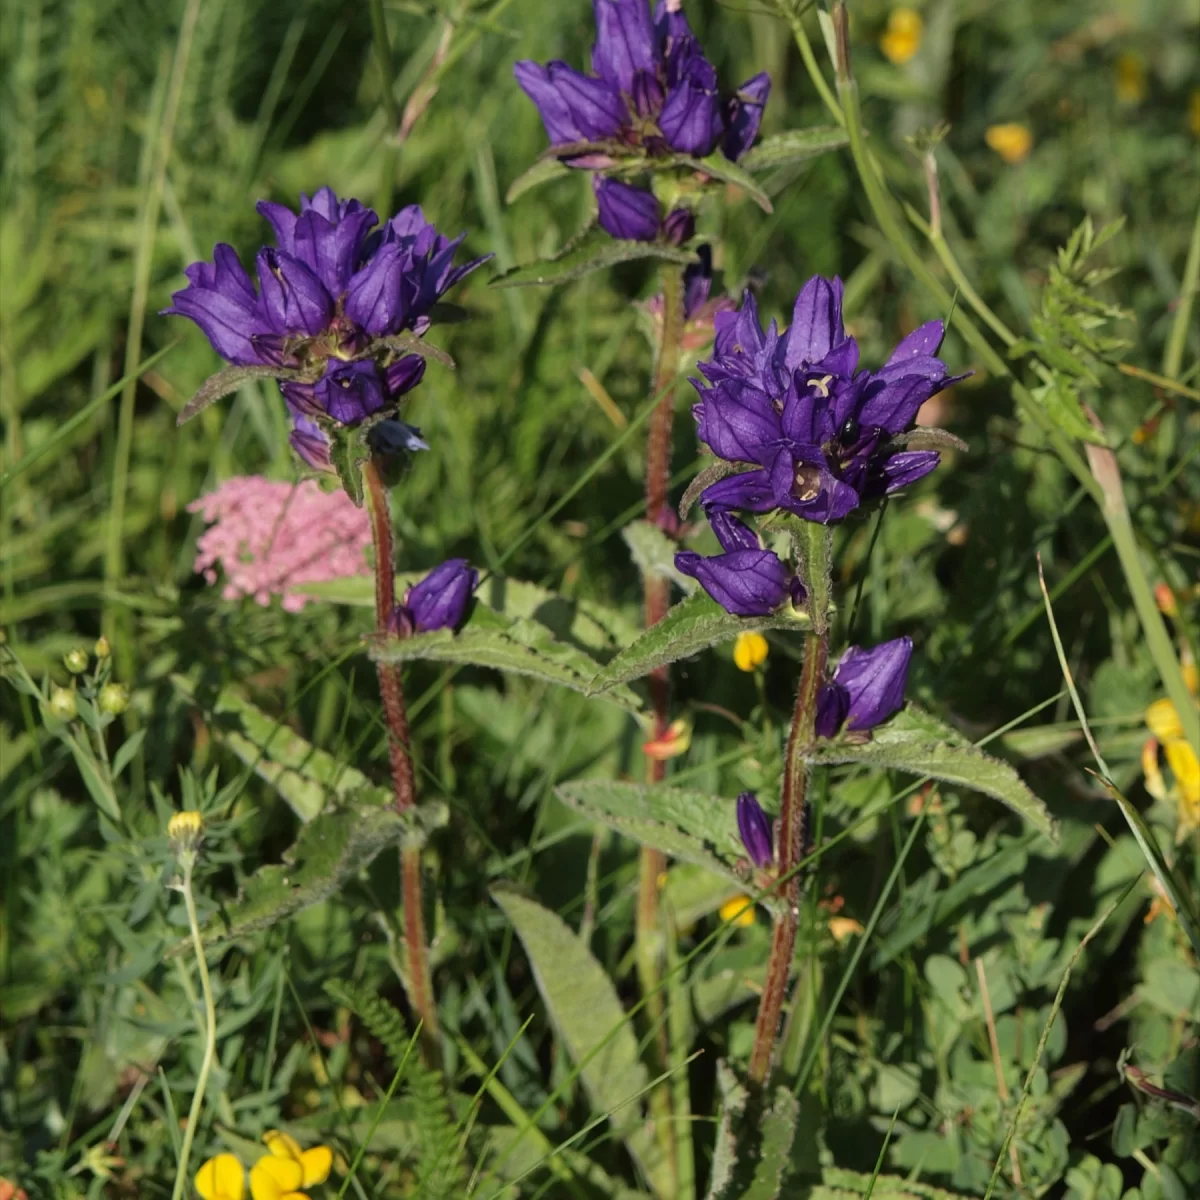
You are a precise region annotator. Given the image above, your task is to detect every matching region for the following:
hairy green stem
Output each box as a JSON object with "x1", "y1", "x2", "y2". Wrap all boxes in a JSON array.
[
  {"x1": 637, "y1": 262, "x2": 686, "y2": 1189},
  {"x1": 362, "y1": 458, "x2": 440, "y2": 1063},
  {"x1": 170, "y1": 855, "x2": 216, "y2": 1200},
  {"x1": 749, "y1": 629, "x2": 827, "y2": 1086}
]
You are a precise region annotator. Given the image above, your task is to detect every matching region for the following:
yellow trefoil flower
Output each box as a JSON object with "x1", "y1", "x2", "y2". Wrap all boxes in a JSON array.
[
  {"x1": 719, "y1": 894, "x2": 756, "y2": 928},
  {"x1": 195, "y1": 1154, "x2": 246, "y2": 1200},
  {"x1": 733, "y1": 631, "x2": 769, "y2": 672},
  {"x1": 880, "y1": 9, "x2": 923, "y2": 65},
  {"x1": 985, "y1": 123, "x2": 1033, "y2": 165},
  {"x1": 250, "y1": 1131, "x2": 333, "y2": 1200},
  {"x1": 1114, "y1": 52, "x2": 1147, "y2": 105}
]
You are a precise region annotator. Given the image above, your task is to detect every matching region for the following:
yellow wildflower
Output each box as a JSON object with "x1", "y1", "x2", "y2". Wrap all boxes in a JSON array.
[
  {"x1": 168, "y1": 810, "x2": 205, "y2": 854},
  {"x1": 255, "y1": 1131, "x2": 332, "y2": 1198},
  {"x1": 643, "y1": 718, "x2": 691, "y2": 761},
  {"x1": 1143, "y1": 698, "x2": 1200, "y2": 836},
  {"x1": 1114, "y1": 52, "x2": 1147, "y2": 105},
  {"x1": 880, "y1": 8, "x2": 923, "y2": 65},
  {"x1": 195, "y1": 1154, "x2": 246, "y2": 1200},
  {"x1": 733, "y1": 631, "x2": 769, "y2": 672},
  {"x1": 985, "y1": 123, "x2": 1033, "y2": 165},
  {"x1": 829, "y1": 916, "x2": 865, "y2": 943},
  {"x1": 719, "y1": 895, "x2": 756, "y2": 928}
]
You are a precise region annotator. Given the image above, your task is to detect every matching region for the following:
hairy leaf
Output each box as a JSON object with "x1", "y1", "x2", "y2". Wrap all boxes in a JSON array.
[
  {"x1": 490, "y1": 228, "x2": 697, "y2": 288},
  {"x1": 371, "y1": 604, "x2": 643, "y2": 712},
  {"x1": 806, "y1": 705, "x2": 1058, "y2": 841},
  {"x1": 490, "y1": 886, "x2": 670, "y2": 1194},
  {"x1": 176, "y1": 364, "x2": 315, "y2": 426},
  {"x1": 738, "y1": 126, "x2": 850, "y2": 173},
  {"x1": 622, "y1": 520, "x2": 694, "y2": 593},
  {"x1": 505, "y1": 155, "x2": 572, "y2": 203},
  {"x1": 588, "y1": 591, "x2": 810, "y2": 693},
  {"x1": 812, "y1": 1168, "x2": 979, "y2": 1200},
  {"x1": 677, "y1": 151, "x2": 774, "y2": 212},
  {"x1": 706, "y1": 1061, "x2": 798, "y2": 1200}
]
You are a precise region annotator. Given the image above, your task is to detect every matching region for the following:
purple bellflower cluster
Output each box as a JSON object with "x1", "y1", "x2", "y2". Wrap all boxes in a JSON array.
[
  {"x1": 164, "y1": 188, "x2": 489, "y2": 470},
  {"x1": 676, "y1": 275, "x2": 963, "y2": 617},
  {"x1": 515, "y1": 0, "x2": 769, "y2": 242},
  {"x1": 388, "y1": 560, "x2": 479, "y2": 638}
]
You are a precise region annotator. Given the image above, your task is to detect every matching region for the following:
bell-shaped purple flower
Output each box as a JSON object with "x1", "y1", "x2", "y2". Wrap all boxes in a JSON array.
[
  {"x1": 514, "y1": 0, "x2": 770, "y2": 167},
  {"x1": 256, "y1": 248, "x2": 334, "y2": 337},
  {"x1": 389, "y1": 559, "x2": 479, "y2": 636},
  {"x1": 815, "y1": 637, "x2": 912, "y2": 738},
  {"x1": 674, "y1": 547, "x2": 790, "y2": 617},
  {"x1": 594, "y1": 177, "x2": 663, "y2": 242},
  {"x1": 313, "y1": 360, "x2": 389, "y2": 425},
  {"x1": 736, "y1": 791, "x2": 773, "y2": 867},
  {"x1": 258, "y1": 189, "x2": 379, "y2": 296},
  {"x1": 288, "y1": 411, "x2": 333, "y2": 473}
]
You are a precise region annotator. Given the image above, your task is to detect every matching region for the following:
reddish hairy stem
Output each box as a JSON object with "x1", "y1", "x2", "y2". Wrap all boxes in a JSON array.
[
  {"x1": 748, "y1": 630, "x2": 827, "y2": 1086},
  {"x1": 362, "y1": 457, "x2": 440, "y2": 1061}
]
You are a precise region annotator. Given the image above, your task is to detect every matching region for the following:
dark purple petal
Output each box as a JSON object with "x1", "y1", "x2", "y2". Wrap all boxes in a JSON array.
[
  {"x1": 857, "y1": 374, "x2": 941, "y2": 433},
  {"x1": 406, "y1": 559, "x2": 479, "y2": 633},
  {"x1": 631, "y1": 68, "x2": 666, "y2": 117},
  {"x1": 515, "y1": 61, "x2": 584, "y2": 143},
  {"x1": 710, "y1": 290, "x2": 765, "y2": 361},
  {"x1": 659, "y1": 55, "x2": 720, "y2": 155},
  {"x1": 593, "y1": 176, "x2": 662, "y2": 241},
  {"x1": 881, "y1": 450, "x2": 940, "y2": 492},
  {"x1": 674, "y1": 548, "x2": 789, "y2": 615},
  {"x1": 682, "y1": 245, "x2": 714, "y2": 317},
  {"x1": 302, "y1": 186, "x2": 343, "y2": 222},
  {"x1": 256, "y1": 248, "x2": 333, "y2": 337},
  {"x1": 694, "y1": 381, "x2": 781, "y2": 463},
  {"x1": 781, "y1": 275, "x2": 845, "y2": 371},
  {"x1": 699, "y1": 466, "x2": 778, "y2": 513},
  {"x1": 162, "y1": 244, "x2": 271, "y2": 365},
  {"x1": 288, "y1": 411, "x2": 333, "y2": 473},
  {"x1": 787, "y1": 465, "x2": 862, "y2": 524},
  {"x1": 293, "y1": 203, "x2": 378, "y2": 295},
  {"x1": 736, "y1": 792, "x2": 773, "y2": 867},
  {"x1": 829, "y1": 637, "x2": 912, "y2": 731},
  {"x1": 709, "y1": 510, "x2": 760, "y2": 553},
  {"x1": 662, "y1": 207, "x2": 695, "y2": 246},
  {"x1": 313, "y1": 360, "x2": 389, "y2": 425},
  {"x1": 345, "y1": 244, "x2": 410, "y2": 335},
  {"x1": 653, "y1": 0, "x2": 695, "y2": 50},
  {"x1": 257, "y1": 201, "x2": 298, "y2": 253},
  {"x1": 367, "y1": 418, "x2": 428, "y2": 456},
  {"x1": 547, "y1": 61, "x2": 626, "y2": 139},
  {"x1": 886, "y1": 320, "x2": 943, "y2": 366},
  {"x1": 814, "y1": 683, "x2": 850, "y2": 738},
  {"x1": 591, "y1": 0, "x2": 656, "y2": 92},
  {"x1": 723, "y1": 71, "x2": 770, "y2": 160},
  {"x1": 384, "y1": 354, "x2": 427, "y2": 398}
]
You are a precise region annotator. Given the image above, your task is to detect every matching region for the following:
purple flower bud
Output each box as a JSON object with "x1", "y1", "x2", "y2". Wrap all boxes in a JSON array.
[
  {"x1": 661, "y1": 207, "x2": 695, "y2": 246},
  {"x1": 287, "y1": 411, "x2": 333, "y2": 473},
  {"x1": 392, "y1": 559, "x2": 478, "y2": 636},
  {"x1": 593, "y1": 177, "x2": 662, "y2": 242},
  {"x1": 737, "y1": 792, "x2": 773, "y2": 867},
  {"x1": 815, "y1": 637, "x2": 912, "y2": 738},
  {"x1": 313, "y1": 360, "x2": 389, "y2": 425},
  {"x1": 674, "y1": 547, "x2": 789, "y2": 616},
  {"x1": 723, "y1": 72, "x2": 771, "y2": 161},
  {"x1": 367, "y1": 419, "x2": 428, "y2": 457}
]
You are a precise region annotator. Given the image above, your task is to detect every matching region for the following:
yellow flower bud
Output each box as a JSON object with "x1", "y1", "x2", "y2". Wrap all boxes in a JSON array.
[
  {"x1": 63, "y1": 648, "x2": 89, "y2": 674},
  {"x1": 985, "y1": 123, "x2": 1033, "y2": 165},
  {"x1": 733, "y1": 631, "x2": 769, "y2": 672},
  {"x1": 1114, "y1": 52, "x2": 1147, "y2": 105},
  {"x1": 47, "y1": 686, "x2": 77, "y2": 721},
  {"x1": 98, "y1": 682, "x2": 129, "y2": 715},
  {"x1": 719, "y1": 894, "x2": 756, "y2": 928},
  {"x1": 168, "y1": 810, "x2": 205, "y2": 854},
  {"x1": 880, "y1": 8, "x2": 922, "y2": 66},
  {"x1": 94, "y1": 636, "x2": 111, "y2": 658}
]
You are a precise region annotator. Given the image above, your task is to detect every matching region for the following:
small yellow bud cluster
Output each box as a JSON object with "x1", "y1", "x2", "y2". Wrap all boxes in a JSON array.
[
  {"x1": 98, "y1": 682, "x2": 129, "y2": 715},
  {"x1": 47, "y1": 687, "x2": 78, "y2": 722},
  {"x1": 64, "y1": 648, "x2": 90, "y2": 674},
  {"x1": 168, "y1": 810, "x2": 205, "y2": 855}
]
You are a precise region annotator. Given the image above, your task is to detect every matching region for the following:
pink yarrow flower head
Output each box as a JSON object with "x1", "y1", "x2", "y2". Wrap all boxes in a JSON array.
[{"x1": 189, "y1": 476, "x2": 371, "y2": 612}]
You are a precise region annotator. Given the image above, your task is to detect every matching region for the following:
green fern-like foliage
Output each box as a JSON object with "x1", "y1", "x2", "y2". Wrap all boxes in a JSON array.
[{"x1": 325, "y1": 979, "x2": 467, "y2": 1199}]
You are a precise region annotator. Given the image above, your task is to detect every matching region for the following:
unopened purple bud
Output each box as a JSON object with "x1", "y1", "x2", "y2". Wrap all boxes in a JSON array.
[
  {"x1": 737, "y1": 792, "x2": 773, "y2": 867},
  {"x1": 405, "y1": 559, "x2": 478, "y2": 633},
  {"x1": 661, "y1": 207, "x2": 695, "y2": 246}
]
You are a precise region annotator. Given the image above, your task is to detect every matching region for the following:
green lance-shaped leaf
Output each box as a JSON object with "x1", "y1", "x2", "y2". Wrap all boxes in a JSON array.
[
  {"x1": 175, "y1": 802, "x2": 447, "y2": 953},
  {"x1": 490, "y1": 886, "x2": 671, "y2": 1197},
  {"x1": 372, "y1": 331, "x2": 455, "y2": 370},
  {"x1": 371, "y1": 604, "x2": 644, "y2": 713},
  {"x1": 176, "y1": 364, "x2": 318, "y2": 426},
  {"x1": 737, "y1": 126, "x2": 851, "y2": 173},
  {"x1": 674, "y1": 151, "x2": 773, "y2": 213},
  {"x1": 705, "y1": 1061, "x2": 798, "y2": 1200},
  {"x1": 588, "y1": 591, "x2": 811, "y2": 693},
  {"x1": 293, "y1": 571, "x2": 640, "y2": 657},
  {"x1": 556, "y1": 779, "x2": 758, "y2": 897},
  {"x1": 505, "y1": 155, "x2": 572, "y2": 204},
  {"x1": 805, "y1": 705, "x2": 1058, "y2": 842},
  {"x1": 490, "y1": 227, "x2": 698, "y2": 289},
  {"x1": 171, "y1": 675, "x2": 384, "y2": 821},
  {"x1": 327, "y1": 422, "x2": 372, "y2": 507}
]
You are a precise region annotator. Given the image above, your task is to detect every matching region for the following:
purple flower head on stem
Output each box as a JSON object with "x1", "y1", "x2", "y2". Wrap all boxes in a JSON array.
[
  {"x1": 814, "y1": 636, "x2": 912, "y2": 738},
  {"x1": 514, "y1": 1, "x2": 771, "y2": 167},
  {"x1": 592, "y1": 177, "x2": 694, "y2": 244},
  {"x1": 737, "y1": 791, "x2": 773, "y2": 867},
  {"x1": 690, "y1": 277, "x2": 965, "y2": 527},
  {"x1": 164, "y1": 189, "x2": 491, "y2": 465},
  {"x1": 674, "y1": 512, "x2": 801, "y2": 616},
  {"x1": 388, "y1": 559, "x2": 479, "y2": 636}
]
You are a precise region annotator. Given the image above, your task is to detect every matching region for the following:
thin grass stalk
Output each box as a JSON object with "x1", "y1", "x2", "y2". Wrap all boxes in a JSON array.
[
  {"x1": 361, "y1": 457, "x2": 440, "y2": 1063},
  {"x1": 636, "y1": 262, "x2": 686, "y2": 1185},
  {"x1": 1163, "y1": 203, "x2": 1200, "y2": 381},
  {"x1": 749, "y1": 629, "x2": 827, "y2": 1085}
]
